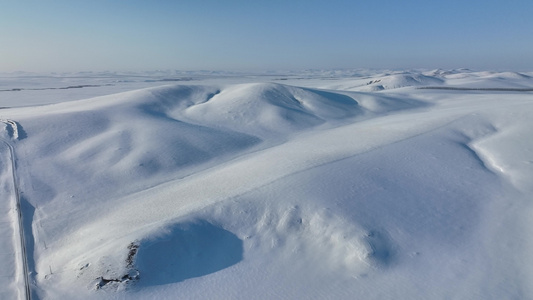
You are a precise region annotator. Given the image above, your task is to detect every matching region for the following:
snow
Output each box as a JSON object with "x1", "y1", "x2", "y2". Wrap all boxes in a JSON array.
[
  {"x1": 0, "y1": 142, "x2": 23, "y2": 300},
  {"x1": 0, "y1": 69, "x2": 533, "y2": 299}
]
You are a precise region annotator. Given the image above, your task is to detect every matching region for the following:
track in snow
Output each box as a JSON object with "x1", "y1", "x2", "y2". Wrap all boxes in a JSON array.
[{"x1": 0, "y1": 138, "x2": 31, "y2": 300}]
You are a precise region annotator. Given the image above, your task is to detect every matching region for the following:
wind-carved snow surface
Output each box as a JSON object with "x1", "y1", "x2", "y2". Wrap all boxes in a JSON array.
[
  {"x1": 1, "y1": 70, "x2": 533, "y2": 299},
  {"x1": 1, "y1": 119, "x2": 22, "y2": 140}
]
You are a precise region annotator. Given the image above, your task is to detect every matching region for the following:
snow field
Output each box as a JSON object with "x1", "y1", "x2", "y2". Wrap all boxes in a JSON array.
[{"x1": 0, "y1": 70, "x2": 532, "y2": 299}]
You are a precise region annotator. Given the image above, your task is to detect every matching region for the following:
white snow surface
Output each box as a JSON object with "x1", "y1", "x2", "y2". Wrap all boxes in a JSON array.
[{"x1": 1, "y1": 69, "x2": 533, "y2": 299}]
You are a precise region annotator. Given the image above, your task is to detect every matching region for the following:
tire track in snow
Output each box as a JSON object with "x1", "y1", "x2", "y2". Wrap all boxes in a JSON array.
[
  {"x1": 0, "y1": 143, "x2": 21, "y2": 299},
  {"x1": 1, "y1": 124, "x2": 31, "y2": 299}
]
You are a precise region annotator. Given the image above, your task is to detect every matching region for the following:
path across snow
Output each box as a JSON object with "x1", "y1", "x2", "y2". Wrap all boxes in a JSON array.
[{"x1": 0, "y1": 141, "x2": 27, "y2": 300}]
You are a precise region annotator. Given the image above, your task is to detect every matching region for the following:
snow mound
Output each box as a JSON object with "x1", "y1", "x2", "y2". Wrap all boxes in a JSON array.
[
  {"x1": 184, "y1": 83, "x2": 363, "y2": 137},
  {"x1": 425, "y1": 71, "x2": 533, "y2": 89},
  {"x1": 325, "y1": 72, "x2": 445, "y2": 92},
  {"x1": 14, "y1": 86, "x2": 263, "y2": 209},
  {"x1": 362, "y1": 73, "x2": 444, "y2": 90},
  {"x1": 11, "y1": 83, "x2": 403, "y2": 215},
  {"x1": 222, "y1": 203, "x2": 375, "y2": 269}
]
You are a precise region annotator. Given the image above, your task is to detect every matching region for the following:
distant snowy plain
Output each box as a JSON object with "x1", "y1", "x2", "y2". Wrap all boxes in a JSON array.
[{"x1": 1, "y1": 69, "x2": 533, "y2": 299}]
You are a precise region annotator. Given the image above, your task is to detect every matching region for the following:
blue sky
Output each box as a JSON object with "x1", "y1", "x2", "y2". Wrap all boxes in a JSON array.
[{"x1": 1, "y1": 0, "x2": 532, "y2": 72}]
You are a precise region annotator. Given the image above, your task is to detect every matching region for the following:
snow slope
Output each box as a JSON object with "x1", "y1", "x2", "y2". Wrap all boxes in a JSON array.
[{"x1": 1, "y1": 70, "x2": 533, "y2": 299}]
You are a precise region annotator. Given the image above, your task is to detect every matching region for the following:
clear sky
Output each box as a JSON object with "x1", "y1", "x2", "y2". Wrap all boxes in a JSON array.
[{"x1": 1, "y1": 0, "x2": 532, "y2": 72}]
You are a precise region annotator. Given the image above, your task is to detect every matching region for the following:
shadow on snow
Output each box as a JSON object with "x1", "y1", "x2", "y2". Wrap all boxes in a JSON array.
[{"x1": 135, "y1": 220, "x2": 243, "y2": 286}]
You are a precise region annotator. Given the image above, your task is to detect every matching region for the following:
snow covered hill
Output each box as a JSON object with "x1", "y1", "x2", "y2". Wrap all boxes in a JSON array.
[{"x1": 1, "y1": 70, "x2": 533, "y2": 299}]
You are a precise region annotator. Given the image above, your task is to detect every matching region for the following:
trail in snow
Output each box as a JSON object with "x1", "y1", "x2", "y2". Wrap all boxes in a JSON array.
[
  {"x1": 0, "y1": 140, "x2": 30, "y2": 300},
  {"x1": 0, "y1": 143, "x2": 21, "y2": 299}
]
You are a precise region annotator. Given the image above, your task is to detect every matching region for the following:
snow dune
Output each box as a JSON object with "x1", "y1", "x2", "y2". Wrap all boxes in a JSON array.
[{"x1": 1, "y1": 70, "x2": 533, "y2": 299}]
